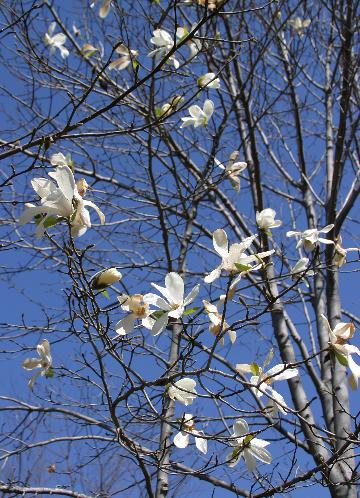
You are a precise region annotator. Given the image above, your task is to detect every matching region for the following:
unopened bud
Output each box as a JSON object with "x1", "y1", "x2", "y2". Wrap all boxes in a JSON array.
[
  {"x1": 76, "y1": 178, "x2": 89, "y2": 197},
  {"x1": 91, "y1": 268, "x2": 122, "y2": 289}
]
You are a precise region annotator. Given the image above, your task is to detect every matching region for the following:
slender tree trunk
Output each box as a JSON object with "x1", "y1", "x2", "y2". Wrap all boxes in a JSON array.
[{"x1": 155, "y1": 322, "x2": 181, "y2": 498}]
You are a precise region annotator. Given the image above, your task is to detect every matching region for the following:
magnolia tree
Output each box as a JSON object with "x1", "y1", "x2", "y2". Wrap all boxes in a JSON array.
[{"x1": 0, "y1": 0, "x2": 359, "y2": 497}]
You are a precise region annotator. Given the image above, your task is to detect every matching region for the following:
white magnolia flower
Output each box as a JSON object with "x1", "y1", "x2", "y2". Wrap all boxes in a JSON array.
[
  {"x1": 204, "y1": 229, "x2": 274, "y2": 284},
  {"x1": 290, "y1": 257, "x2": 315, "y2": 281},
  {"x1": 99, "y1": 0, "x2": 111, "y2": 18},
  {"x1": 109, "y1": 44, "x2": 138, "y2": 71},
  {"x1": 227, "y1": 419, "x2": 272, "y2": 471},
  {"x1": 322, "y1": 314, "x2": 360, "y2": 389},
  {"x1": 289, "y1": 17, "x2": 311, "y2": 37},
  {"x1": 180, "y1": 99, "x2": 214, "y2": 128},
  {"x1": 333, "y1": 236, "x2": 359, "y2": 267},
  {"x1": 198, "y1": 0, "x2": 225, "y2": 9},
  {"x1": 237, "y1": 359, "x2": 298, "y2": 415},
  {"x1": 173, "y1": 414, "x2": 207, "y2": 454},
  {"x1": 44, "y1": 22, "x2": 69, "y2": 59},
  {"x1": 256, "y1": 208, "x2": 282, "y2": 231},
  {"x1": 143, "y1": 272, "x2": 200, "y2": 336},
  {"x1": 168, "y1": 378, "x2": 197, "y2": 406},
  {"x1": 286, "y1": 224, "x2": 334, "y2": 251},
  {"x1": 203, "y1": 300, "x2": 236, "y2": 344},
  {"x1": 91, "y1": 268, "x2": 122, "y2": 290},
  {"x1": 148, "y1": 29, "x2": 179, "y2": 69},
  {"x1": 115, "y1": 294, "x2": 155, "y2": 335},
  {"x1": 215, "y1": 151, "x2": 247, "y2": 192},
  {"x1": 19, "y1": 165, "x2": 105, "y2": 238},
  {"x1": 155, "y1": 96, "x2": 183, "y2": 118},
  {"x1": 198, "y1": 72, "x2": 221, "y2": 89},
  {"x1": 22, "y1": 339, "x2": 52, "y2": 389},
  {"x1": 81, "y1": 43, "x2": 99, "y2": 58},
  {"x1": 176, "y1": 26, "x2": 202, "y2": 60}
]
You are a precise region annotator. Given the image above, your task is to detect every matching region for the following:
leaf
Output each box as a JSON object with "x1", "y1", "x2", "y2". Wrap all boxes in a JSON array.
[
  {"x1": 44, "y1": 216, "x2": 61, "y2": 229},
  {"x1": 250, "y1": 362, "x2": 260, "y2": 376},
  {"x1": 155, "y1": 107, "x2": 163, "y2": 118},
  {"x1": 132, "y1": 60, "x2": 139, "y2": 69},
  {"x1": 183, "y1": 307, "x2": 199, "y2": 316},
  {"x1": 152, "y1": 310, "x2": 166, "y2": 319},
  {"x1": 45, "y1": 367, "x2": 54, "y2": 378},
  {"x1": 101, "y1": 290, "x2": 109, "y2": 299},
  {"x1": 335, "y1": 351, "x2": 348, "y2": 367},
  {"x1": 244, "y1": 434, "x2": 255, "y2": 444},
  {"x1": 234, "y1": 263, "x2": 252, "y2": 272}
]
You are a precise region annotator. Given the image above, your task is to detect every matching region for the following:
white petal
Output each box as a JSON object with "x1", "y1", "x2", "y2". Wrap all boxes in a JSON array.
[
  {"x1": 188, "y1": 105, "x2": 203, "y2": 119},
  {"x1": 173, "y1": 431, "x2": 189, "y2": 449},
  {"x1": 28, "y1": 370, "x2": 42, "y2": 389},
  {"x1": 165, "y1": 272, "x2": 184, "y2": 305},
  {"x1": 180, "y1": 117, "x2": 196, "y2": 128},
  {"x1": 203, "y1": 99, "x2": 214, "y2": 119},
  {"x1": 318, "y1": 237, "x2": 335, "y2": 245},
  {"x1": 184, "y1": 284, "x2": 200, "y2": 306},
  {"x1": 48, "y1": 166, "x2": 75, "y2": 204},
  {"x1": 266, "y1": 364, "x2": 298, "y2": 381},
  {"x1": 248, "y1": 443, "x2": 272, "y2": 465},
  {"x1": 143, "y1": 293, "x2": 172, "y2": 311},
  {"x1": 22, "y1": 358, "x2": 42, "y2": 370},
  {"x1": 244, "y1": 449, "x2": 257, "y2": 471},
  {"x1": 228, "y1": 329, "x2": 237, "y2": 344},
  {"x1": 115, "y1": 314, "x2": 136, "y2": 335},
  {"x1": 213, "y1": 229, "x2": 229, "y2": 258},
  {"x1": 195, "y1": 435, "x2": 208, "y2": 454},
  {"x1": 204, "y1": 266, "x2": 221, "y2": 284},
  {"x1": 82, "y1": 200, "x2": 105, "y2": 225},
  {"x1": 233, "y1": 418, "x2": 248, "y2": 437},
  {"x1": 151, "y1": 312, "x2": 170, "y2": 336},
  {"x1": 320, "y1": 224, "x2": 334, "y2": 234}
]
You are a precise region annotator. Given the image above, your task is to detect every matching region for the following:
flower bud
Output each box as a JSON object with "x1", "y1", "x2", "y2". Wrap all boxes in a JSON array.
[
  {"x1": 91, "y1": 268, "x2": 122, "y2": 289},
  {"x1": 76, "y1": 178, "x2": 89, "y2": 197}
]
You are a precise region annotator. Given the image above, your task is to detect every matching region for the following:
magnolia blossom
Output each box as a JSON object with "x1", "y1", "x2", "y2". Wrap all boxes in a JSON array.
[
  {"x1": 180, "y1": 100, "x2": 214, "y2": 128},
  {"x1": 176, "y1": 26, "x2": 202, "y2": 60},
  {"x1": 256, "y1": 208, "x2": 282, "y2": 231},
  {"x1": 215, "y1": 151, "x2": 247, "y2": 192},
  {"x1": 156, "y1": 96, "x2": 183, "y2": 118},
  {"x1": 204, "y1": 229, "x2": 274, "y2": 284},
  {"x1": 198, "y1": 72, "x2": 221, "y2": 89},
  {"x1": 143, "y1": 272, "x2": 199, "y2": 336},
  {"x1": 115, "y1": 294, "x2": 155, "y2": 335},
  {"x1": 286, "y1": 224, "x2": 334, "y2": 251},
  {"x1": 333, "y1": 236, "x2": 359, "y2": 267},
  {"x1": 290, "y1": 257, "x2": 315, "y2": 282},
  {"x1": 197, "y1": 0, "x2": 225, "y2": 9},
  {"x1": 22, "y1": 339, "x2": 52, "y2": 389},
  {"x1": 44, "y1": 23, "x2": 69, "y2": 59},
  {"x1": 109, "y1": 44, "x2": 138, "y2": 71},
  {"x1": 203, "y1": 300, "x2": 236, "y2": 344},
  {"x1": 148, "y1": 29, "x2": 179, "y2": 69},
  {"x1": 227, "y1": 419, "x2": 272, "y2": 471},
  {"x1": 322, "y1": 314, "x2": 360, "y2": 389},
  {"x1": 173, "y1": 414, "x2": 207, "y2": 454},
  {"x1": 91, "y1": 268, "x2": 122, "y2": 290},
  {"x1": 98, "y1": 0, "x2": 112, "y2": 18},
  {"x1": 19, "y1": 164, "x2": 105, "y2": 238},
  {"x1": 81, "y1": 43, "x2": 99, "y2": 58},
  {"x1": 237, "y1": 361, "x2": 298, "y2": 415},
  {"x1": 289, "y1": 17, "x2": 311, "y2": 37},
  {"x1": 168, "y1": 378, "x2": 197, "y2": 405}
]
